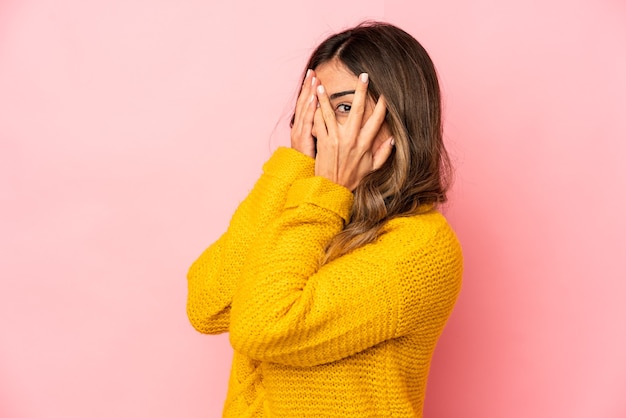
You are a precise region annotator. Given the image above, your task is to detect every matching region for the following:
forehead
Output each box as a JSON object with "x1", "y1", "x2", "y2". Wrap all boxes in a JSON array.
[{"x1": 314, "y1": 59, "x2": 358, "y2": 92}]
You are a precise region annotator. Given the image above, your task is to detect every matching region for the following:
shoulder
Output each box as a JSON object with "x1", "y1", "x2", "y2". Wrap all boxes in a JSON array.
[
  {"x1": 379, "y1": 210, "x2": 463, "y2": 334},
  {"x1": 327, "y1": 208, "x2": 463, "y2": 283},
  {"x1": 376, "y1": 209, "x2": 463, "y2": 295},
  {"x1": 377, "y1": 209, "x2": 462, "y2": 261}
]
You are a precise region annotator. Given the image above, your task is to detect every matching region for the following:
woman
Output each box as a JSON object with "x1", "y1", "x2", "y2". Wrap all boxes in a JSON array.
[{"x1": 187, "y1": 21, "x2": 463, "y2": 417}]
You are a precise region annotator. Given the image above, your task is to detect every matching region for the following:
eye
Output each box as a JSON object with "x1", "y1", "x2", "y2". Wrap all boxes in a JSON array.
[{"x1": 336, "y1": 103, "x2": 352, "y2": 114}]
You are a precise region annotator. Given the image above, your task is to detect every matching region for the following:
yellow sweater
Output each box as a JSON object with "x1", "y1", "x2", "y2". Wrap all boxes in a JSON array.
[{"x1": 187, "y1": 147, "x2": 463, "y2": 417}]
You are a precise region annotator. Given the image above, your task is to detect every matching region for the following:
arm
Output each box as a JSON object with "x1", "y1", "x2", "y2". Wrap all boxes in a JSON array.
[
  {"x1": 186, "y1": 147, "x2": 314, "y2": 334},
  {"x1": 187, "y1": 66, "x2": 323, "y2": 334},
  {"x1": 229, "y1": 176, "x2": 463, "y2": 366}
]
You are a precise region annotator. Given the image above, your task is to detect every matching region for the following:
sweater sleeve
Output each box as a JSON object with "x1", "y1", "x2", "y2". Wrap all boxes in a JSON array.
[
  {"x1": 229, "y1": 176, "x2": 460, "y2": 367},
  {"x1": 230, "y1": 176, "x2": 464, "y2": 366},
  {"x1": 186, "y1": 147, "x2": 314, "y2": 334}
]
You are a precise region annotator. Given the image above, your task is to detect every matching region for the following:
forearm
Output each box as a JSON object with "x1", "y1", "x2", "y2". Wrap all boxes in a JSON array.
[
  {"x1": 230, "y1": 176, "x2": 349, "y2": 357},
  {"x1": 187, "y1": 147, "x2": 314, "y2": 334},
  {"x1": 228, "y1": 176, "x2": 461, "y2": 367},
  {"x1": 230, "y1": 176, "x2": 399, "y2": 366}
]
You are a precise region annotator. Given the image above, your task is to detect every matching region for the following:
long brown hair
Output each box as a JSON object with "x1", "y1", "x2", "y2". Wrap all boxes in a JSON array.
[{"x1": 292, "y1": 21, "x2": 452, "y2": 264}]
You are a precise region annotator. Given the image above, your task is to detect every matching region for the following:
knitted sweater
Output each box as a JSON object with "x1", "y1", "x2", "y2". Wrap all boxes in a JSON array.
[{"x1": 187, "y1": 147, "x2": 463, "y2": 417}]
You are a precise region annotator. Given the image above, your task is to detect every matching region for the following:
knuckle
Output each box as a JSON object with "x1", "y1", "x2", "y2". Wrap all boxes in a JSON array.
[{"x1": 322, "y1": 109, "x2": 335, "y2": 120}]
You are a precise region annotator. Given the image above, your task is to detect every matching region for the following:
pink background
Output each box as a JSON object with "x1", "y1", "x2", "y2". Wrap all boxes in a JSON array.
[{"x1": 1, "y1": 0, "x2": 625, "y2": 417}]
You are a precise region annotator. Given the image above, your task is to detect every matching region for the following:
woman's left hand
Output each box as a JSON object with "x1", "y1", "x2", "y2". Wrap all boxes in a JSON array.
[{"x1": 313, "y1": 73, "x2": 394, "y2": 191}]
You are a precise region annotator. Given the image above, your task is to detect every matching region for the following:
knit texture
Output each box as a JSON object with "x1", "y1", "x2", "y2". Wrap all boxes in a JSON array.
[{"x1": 187, "y1": 147, "x2": 463, "y2": 417}]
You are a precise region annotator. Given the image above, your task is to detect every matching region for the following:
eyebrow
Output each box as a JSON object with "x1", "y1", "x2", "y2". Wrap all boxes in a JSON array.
[{"x1": 329, "y1": 90, "x2": 355, "y2": 100}]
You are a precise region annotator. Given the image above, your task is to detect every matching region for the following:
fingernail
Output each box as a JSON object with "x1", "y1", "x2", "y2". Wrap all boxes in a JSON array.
[
  {"x1": 306, "y1": 69, "x2": 311, "y2": 78},
  {"x1": 317, "y1": 85, "x2": 325, "y2": 94},
  {"x1": 311, "y1": 76, "x2": 316, "y2": 86},
  {"x1": 360, "y1": 73, "x2": 369, "y2": 83},
  {"x1": 390, "y1": 137, "x2": 395, "y2": 146}
]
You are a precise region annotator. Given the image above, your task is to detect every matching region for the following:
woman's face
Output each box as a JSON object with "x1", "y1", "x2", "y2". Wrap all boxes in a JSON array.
[{"x1": 312, "y1": 58, "x2": 390, "y2": 150}]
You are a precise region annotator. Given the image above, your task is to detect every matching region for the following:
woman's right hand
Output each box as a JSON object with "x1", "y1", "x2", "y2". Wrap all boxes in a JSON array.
[{"x1": 290, "y1": 69, "x2": 319, "y2": 158}]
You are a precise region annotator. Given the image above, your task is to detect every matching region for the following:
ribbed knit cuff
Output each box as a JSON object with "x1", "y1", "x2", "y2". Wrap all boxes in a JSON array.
[
  {"x1": 285, "y1": 177, "x2": 354, "y2": 223},
  {"x1": 263, "y1": 147, "x2": 315, "y2": 184}
]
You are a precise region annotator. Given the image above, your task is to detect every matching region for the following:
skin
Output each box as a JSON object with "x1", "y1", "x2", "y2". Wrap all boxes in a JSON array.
[{"x1": 290, "y1": 58, "x2": 394, "y2": 191}]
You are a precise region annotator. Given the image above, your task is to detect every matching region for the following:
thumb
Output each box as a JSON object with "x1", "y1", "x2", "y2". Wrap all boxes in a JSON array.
[{"x1": 372, "y1": 137, "x2": 395, "y2": 170}]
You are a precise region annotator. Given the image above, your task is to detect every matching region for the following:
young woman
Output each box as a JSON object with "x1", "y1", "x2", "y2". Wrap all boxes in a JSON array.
[{"x1": 187, "y1": 21, "x2": 463, "y2": 417}]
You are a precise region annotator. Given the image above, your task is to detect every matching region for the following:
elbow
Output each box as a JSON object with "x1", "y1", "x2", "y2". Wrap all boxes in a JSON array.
[
  {"x1": 229, "y1": 321, "x2": 322, "y2": 367},
  {"x1": 186, "y1": 303, "x2": 229, "y2": 335},
  {"x1": 228, "y1": 317, "x2": 304, "y2": 365},
  {"x1": 229, "y1": 313, "x2": 289, "y2": 361},
  {"x1": 187, "y1": 313, "x2": 211, "y2": 334},
  {"x1": 228, "y1": 318, "x2": 266, "y2": 357}
]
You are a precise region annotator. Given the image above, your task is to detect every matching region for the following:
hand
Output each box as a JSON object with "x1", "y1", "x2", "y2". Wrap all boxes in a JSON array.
[
  {"x1": 290, "y1": 69, "x2": 319, "y2": 158},
  {"x1": 313, "y1": 73, "x2": 394, "y2": 191}
]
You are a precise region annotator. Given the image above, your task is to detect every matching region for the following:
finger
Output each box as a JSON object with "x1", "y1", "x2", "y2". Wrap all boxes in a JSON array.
[
  {"x1": 294, "y1": 71, "x2": 315, "y2": 121},
  {"x1": 360, "y1": 95, "x2": 387, "y2": 143},
  {"x1": 305, "y1": 75, "x2": 319, "y2": 119},
  {"x1": 293, "y1": 71, "x2": 317, "y2": 135},
  {"x1": 372, "y1": 136, "x2": 395, "y2": 171},
  {"x1": 346, "y1": 73, "x2": 369, "y2": 133},
  {"x1": 301, "y1": 89, "x2": 318, "y2": 138},
  {"x1": 291, "y1": 70, "x2": 319, "y2": 158},
  {"x1": 300, "y1": 69, "x2": 315, "y2": 103},
  {"x1": 316, "y1": 84, "x2": 338, "y2": 140},
  {"x1": 313, "y1": 107, "x2": 328, "y2": 142}
]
